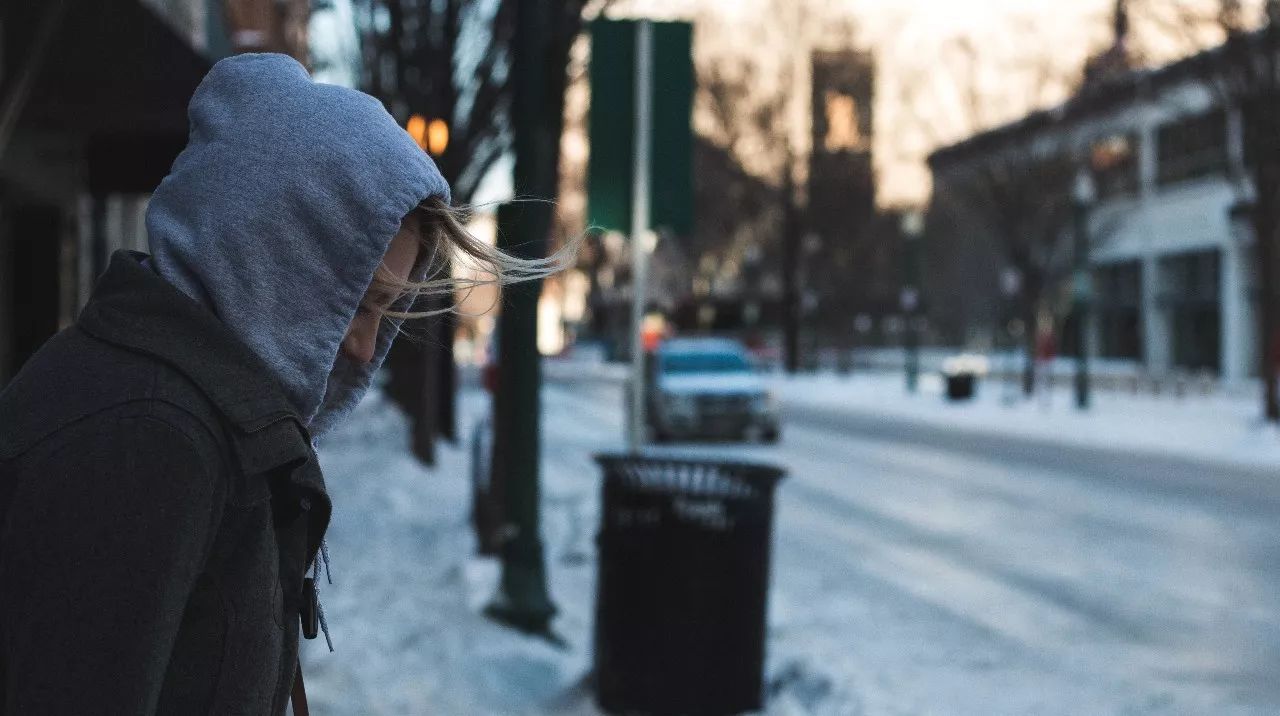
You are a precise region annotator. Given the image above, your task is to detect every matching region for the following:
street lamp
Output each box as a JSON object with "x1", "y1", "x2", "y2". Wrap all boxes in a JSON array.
[
  {"x1": 406, "y1": 115, "x2": 450, "y2": 157},
  {"x1": 426, "y1": 119, "x2": 449, "y2": 157},
  {"x1": 1072, "y1": 167, "x2": 1097, "y2": 410},
  {"x1": 900, "y1": 210, "x2": 924, "y2": 393},
  {"x1": 999, "y1": 266, "x2": 1023, "y2": 404}
]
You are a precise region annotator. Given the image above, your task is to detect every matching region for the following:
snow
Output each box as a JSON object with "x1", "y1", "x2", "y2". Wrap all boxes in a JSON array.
[
  {"x1": 300, "y1": 377, "x2": 831, "y2": 716},
  {"x1": 545, "y1": 353, "x2": 1280, "y2": 471},
  {"x1": 771, "y1": 369, "x2": 1280, "y2": 470},
  {"x1": 298, "y1": 361, "x2": 1280, "y2": 715},
  {"x1": 300, "y1": 387, "x2": 596, "y2": 715}
]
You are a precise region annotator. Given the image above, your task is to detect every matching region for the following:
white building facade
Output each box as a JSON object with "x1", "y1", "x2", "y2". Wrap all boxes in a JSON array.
[
  {"x1": 930, "y1": 54, "x2": 1263, "y2": 384},
  {"x1": 1084, "y1": 83, "x2": 1258, "y2": 382}
]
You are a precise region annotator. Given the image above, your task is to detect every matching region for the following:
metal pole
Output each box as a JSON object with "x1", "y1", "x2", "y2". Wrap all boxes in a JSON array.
[
  {"x1": 1073, "y1": 171, "x2": 1094, "y2": 411},
  {"x1": 900, "y1": 211, "x2": 923, "y2": 393},
  {"x1": 627, "y1": 19, "x2": 654, "y2": 452},
  {"x1": 782, "y1": 166, "x2": 801, "y2": 374},
  {"x1": 904, "y1": 303, "x2": 920, "y2": 394},
  {"x1": 485, "y1": 0, "x2": 556, "y2": 635}
]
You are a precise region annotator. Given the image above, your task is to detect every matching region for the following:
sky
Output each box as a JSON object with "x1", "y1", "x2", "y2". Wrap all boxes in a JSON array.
[
  {"x1": 311, "y1": 0, "x2": 1256, "y2": 207},
  {"x1": 615, "y1": 0, "x2": 1262, "y2": 205},
  {"x1": 600, "y1": 0, "x2": 1122, "y2": 205}
]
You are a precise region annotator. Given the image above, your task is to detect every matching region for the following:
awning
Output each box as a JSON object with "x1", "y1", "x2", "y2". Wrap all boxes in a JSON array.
[{"x1": 5, "y1": 0, "x2": 212, "y2": 194}]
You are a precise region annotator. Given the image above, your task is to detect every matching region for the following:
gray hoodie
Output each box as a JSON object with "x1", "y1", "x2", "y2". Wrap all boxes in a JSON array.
[{"x1": 147, "y1": 53, "x2": 450, "y2": 437}]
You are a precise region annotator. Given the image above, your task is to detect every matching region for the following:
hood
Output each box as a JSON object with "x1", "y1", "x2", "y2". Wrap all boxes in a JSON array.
[
  {"x1": 658, "y1": 371, "x2": 766, "y2": 396},
  {"x1": 147, "y1": 53, "x2": 449, "y2": 437}
]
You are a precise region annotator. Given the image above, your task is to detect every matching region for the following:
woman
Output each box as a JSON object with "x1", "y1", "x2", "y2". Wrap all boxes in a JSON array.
[{"x1": 0, "y1": 54, "x2": 559, "y2": 714}]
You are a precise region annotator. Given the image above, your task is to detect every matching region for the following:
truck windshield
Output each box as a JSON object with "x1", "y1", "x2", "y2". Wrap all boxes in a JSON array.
[{"x1": 661, "y1": 352, "x2": 750, "y2": 374}]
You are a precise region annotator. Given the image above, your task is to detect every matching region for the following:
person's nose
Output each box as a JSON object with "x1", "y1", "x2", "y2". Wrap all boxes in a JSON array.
[{"x1": 341, "y1": 320, "x2": 377, "y2": 365}]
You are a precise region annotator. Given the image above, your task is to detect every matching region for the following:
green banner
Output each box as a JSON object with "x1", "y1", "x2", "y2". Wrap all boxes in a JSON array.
[{"x1": 587, "y1": 19, "x2": 694, "y2": 236}]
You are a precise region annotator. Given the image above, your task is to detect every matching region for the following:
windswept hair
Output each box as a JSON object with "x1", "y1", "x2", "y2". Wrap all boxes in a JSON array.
[{"x1": 373, "y1": 196, "x2": 577, "y2": 321}]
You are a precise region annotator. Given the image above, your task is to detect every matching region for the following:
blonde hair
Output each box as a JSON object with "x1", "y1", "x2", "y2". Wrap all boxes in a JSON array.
[{"x1": 373, "y1": 196, "x2": 576, "y2": 321}]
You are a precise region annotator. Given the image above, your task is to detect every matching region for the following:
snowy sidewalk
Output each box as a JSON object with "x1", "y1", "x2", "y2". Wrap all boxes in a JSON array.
[
  {"x1": 294, "y1": 364, "x2": 1279, "y2": 714},
  {"x1": 299, "y1": 388, "x2": 595, "y2": 715},
  {"x1": 773, "y1": 371, "x2": 1280, "y2": 471},
  {"x1": 297, "y1": 380, "x2": 831, "y2": 715}
]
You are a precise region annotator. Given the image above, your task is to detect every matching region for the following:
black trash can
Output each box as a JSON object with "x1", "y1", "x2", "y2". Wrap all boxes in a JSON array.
[
  {"x1": 945, "y1": 372, "x2": 976, "y2": 401},
  {"x1": 593, "y1": 454, "x2": 787, "y2": 716}
]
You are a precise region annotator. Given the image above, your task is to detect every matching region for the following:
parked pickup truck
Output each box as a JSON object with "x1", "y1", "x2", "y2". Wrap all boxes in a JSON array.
[{"x1": 646, "y1": 337, "x2": 780, "y2": 443}]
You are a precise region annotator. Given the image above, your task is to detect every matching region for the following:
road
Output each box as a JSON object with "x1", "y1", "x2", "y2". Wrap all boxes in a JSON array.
[{"x1": 538, "y1": 372, "x2": 1280, "y2": 715}]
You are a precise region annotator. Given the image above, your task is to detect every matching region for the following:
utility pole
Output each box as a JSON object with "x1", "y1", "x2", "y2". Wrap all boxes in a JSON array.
[
  {"x1": 1072, "y1": 168, "x2": 1096, "y2": 411},
  {"x1": 782, "y1": 157, "x2": 801, "y2": 374},
  {"x1": 780, "y1": 1, "x2": 804, "y2": 375},
  {"x1": 487, "y1": 0, "x2": 556, "y2": 636},
  {"x1": 1249, "y1": 100, "x2": 1280, "y2": 422},
  {"x1": 900, "y1": 210, "x2": 923, "y2": 393},
  {"x1": 1255, "y1": 11, "x2": 1280, "y2": 422},
  {"x1": 1221, "y1": 14, "x2": 1280, "y2": 423},
  {"x1": 626, "y1": 19, "x2": 654, "y2": 452}
]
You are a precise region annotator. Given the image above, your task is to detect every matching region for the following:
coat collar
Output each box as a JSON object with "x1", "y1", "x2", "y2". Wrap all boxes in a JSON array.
[
  {"x1": 79, "y1": 251, "x2": 331, "y2": 563},
  {"x1": 79, "y1": 251, "x2": 303, "y2": 435}
]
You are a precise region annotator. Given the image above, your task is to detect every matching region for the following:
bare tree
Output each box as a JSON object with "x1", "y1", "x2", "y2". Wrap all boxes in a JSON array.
[
  {"x1": 357, "y1": 0, "x2": 595, "y2": 462},
  {"x1": 1128, "y1": 0, "x2": 1267, "y2": 62},
  {"x1": 692, "y1": 57, "x2": 789, "y2": 273},
  {"x1": 930, "y1": 146, "x2": 1099, "y2": 392},
  {"x1": 891, "y1": 12, "x2": 1089, "y2": 390},
  {"x1": 356, "y1": 0, "x2": 520, "y2": 205}
]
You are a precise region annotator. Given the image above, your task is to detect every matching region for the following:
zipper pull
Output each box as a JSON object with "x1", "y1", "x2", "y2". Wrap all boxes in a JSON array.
[{"x1": 301, "y1": 577, "x2": 319, "y2": 639}]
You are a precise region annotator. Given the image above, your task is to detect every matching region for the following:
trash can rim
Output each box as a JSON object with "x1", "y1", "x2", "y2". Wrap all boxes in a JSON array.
[{"x1": 592, "y1": 452, "x2": 787, "y2": 482}]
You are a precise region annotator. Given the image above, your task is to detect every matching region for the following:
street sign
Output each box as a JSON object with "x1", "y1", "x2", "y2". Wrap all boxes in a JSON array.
[{"x1": 587, "y1": 20, "x2": 694, "y2": 236}]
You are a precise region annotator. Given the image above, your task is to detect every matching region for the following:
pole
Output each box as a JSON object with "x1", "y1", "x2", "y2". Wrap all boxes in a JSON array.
[
  {"x1": 1250, "y1": 126, "x2": 1280, "y2": 422},
  {"x1": 486, "y1": 0, "x2": 555, "y2": 635},
  {"x1": 900, "y1": 211, "x2": 923, "y2": 393},
  {"x1": 1073, "y1": 171, "x2": 1094, "y2": 411},
  {"x1": 782, "y1": 165, "x2": 801, "y2": 374},
  {"x1": 1248, "y1": 46, "x2": 1280, "y2": 422},
  {"x1": 627, "y1": 19, "x2": 654, "y2": 451}
]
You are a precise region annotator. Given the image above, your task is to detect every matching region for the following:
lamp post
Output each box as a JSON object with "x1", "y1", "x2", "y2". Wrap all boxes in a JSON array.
[
  {"x1": 485, "y1": 0, "x2": 557, "y2": 637},
  {"x1": 1072, "y1": 168, "x2": 1096, "y2": 411},
  {"x1": 900, "y1": 210, "x2": 924, "y2": 393},
  {"x1": 999, "y1": 266, "x2": 1023, "y2": 404}
]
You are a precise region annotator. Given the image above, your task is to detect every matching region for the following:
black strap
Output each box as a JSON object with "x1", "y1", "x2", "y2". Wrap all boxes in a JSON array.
[{"x1": 291, "y1": 659, "x2": 309, "y2": 716}]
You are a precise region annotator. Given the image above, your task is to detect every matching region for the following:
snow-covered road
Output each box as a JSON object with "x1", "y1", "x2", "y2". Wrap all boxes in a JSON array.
[
  {"x1": 540, "y1": 374, "x2": 1280, "y2": 715},
  {"x1": 302, "y1": 370, "x2": 1280, "y2": 715}
]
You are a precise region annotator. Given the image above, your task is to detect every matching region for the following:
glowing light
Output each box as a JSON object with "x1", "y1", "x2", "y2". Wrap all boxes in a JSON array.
[
  {"x1": 406, "y1": 114, "x2": 428, "y2": 149},
  {"x1": 427, "y1": 119, "x2": 449, "y2": 156}
]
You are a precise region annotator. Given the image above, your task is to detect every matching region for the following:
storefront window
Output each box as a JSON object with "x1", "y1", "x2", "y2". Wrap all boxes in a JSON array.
[
  {"x1": 1091, "y1": 134, "x2": 1139, "y2": 199},
  {"x1": 1095, "y1": 261, "x2": 1142, "y2": 359},
  {"x1": 1159, "y1": 250, "x2": 1222, "y2": 371},
  {"x1": 1156, "y1": 110, "x2": 1228, "y2": 186}
]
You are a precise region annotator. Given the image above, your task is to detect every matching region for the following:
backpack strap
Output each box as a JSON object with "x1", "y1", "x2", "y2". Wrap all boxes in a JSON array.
[{"x1": 291, "y1": 659, "x2": 309, "y2": 716}]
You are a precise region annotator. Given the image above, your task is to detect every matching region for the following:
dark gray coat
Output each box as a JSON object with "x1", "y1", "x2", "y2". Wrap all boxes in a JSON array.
[{"x1": 0, "y1": 252, "x2": 331, "y2": 714}]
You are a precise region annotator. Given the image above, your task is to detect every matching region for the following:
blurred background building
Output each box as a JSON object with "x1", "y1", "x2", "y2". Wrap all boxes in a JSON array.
[
  {"x1": 927, "y1": 10, "x2": 1266, "y2": 385},
  {"x1": 803, "y1": 50, "x2": 901, "y2": 359},
  {"x1": 0, "y1": 0, "x2": 312, "y2": 387}
]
